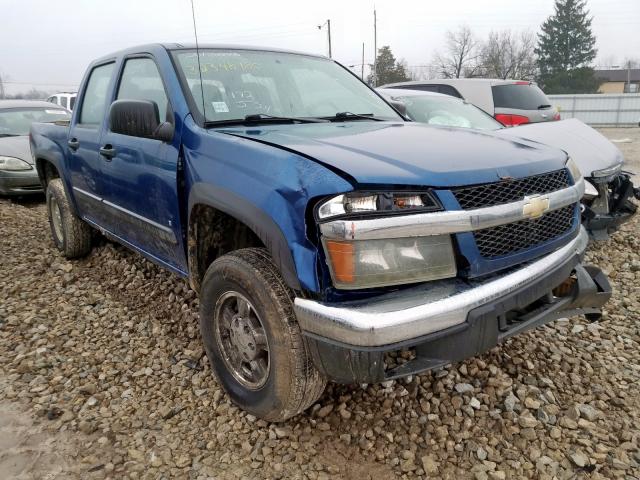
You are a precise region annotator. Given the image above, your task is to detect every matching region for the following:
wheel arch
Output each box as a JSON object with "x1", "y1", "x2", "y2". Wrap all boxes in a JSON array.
[{"x1": 187, "y1": 183, "x2": 301, "y2": 293}]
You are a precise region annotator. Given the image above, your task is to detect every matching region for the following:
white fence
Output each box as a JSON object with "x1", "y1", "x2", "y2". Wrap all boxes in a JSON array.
[{"x1": 548, "y1": 93, "x2": 640, "y2": 127}]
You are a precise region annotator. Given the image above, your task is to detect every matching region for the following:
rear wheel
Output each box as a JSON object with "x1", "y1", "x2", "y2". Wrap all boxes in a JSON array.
[
  {"x1": 46, "y1": 179, "x2": 92, "y2": 258},
  {"x1": 200, "y1": 248, "x2": 326, "y2": 422}
]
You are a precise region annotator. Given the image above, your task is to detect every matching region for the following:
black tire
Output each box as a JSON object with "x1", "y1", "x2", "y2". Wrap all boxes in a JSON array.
[
  {"x1": 46, "y1": 178, "x2": 92, "y2": 258},
  {"x1": 200, "y1": 248, "x2": 326, "y2": 422}
]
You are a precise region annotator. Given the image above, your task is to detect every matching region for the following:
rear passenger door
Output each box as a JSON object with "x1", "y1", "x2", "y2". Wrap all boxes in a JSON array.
[
  {"x1": 67, "y1": 61, "x2": 115, "y2": 226},
  {"x1": 99, "y1": 55, "x2": 185, "y2": 271}
]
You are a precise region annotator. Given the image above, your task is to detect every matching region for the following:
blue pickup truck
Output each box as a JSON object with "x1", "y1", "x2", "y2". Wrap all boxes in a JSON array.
[{"x1": 30, "y1": 44, "x2": 611, "y2": 421}]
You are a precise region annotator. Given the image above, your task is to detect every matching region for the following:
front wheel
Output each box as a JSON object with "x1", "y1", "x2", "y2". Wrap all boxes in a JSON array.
[{"x1": 200, "y1": 248, "x2": 326, "y2": 422}]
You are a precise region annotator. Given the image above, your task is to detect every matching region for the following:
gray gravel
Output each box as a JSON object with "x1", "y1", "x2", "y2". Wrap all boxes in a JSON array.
[{"x1": 1, "y1": 194, "x2": 639, "y2": 479}]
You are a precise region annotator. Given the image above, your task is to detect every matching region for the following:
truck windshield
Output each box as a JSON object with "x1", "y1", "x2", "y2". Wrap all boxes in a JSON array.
[
  {"x1": 172, "y1": 49, "x2": 401, "y2": 124},
  {"x1": 0, "y1": 107, "x2": 70, "y2": 136},
  {"x1": 396, "y1": 95, "x2": 503, "y2": 131}
]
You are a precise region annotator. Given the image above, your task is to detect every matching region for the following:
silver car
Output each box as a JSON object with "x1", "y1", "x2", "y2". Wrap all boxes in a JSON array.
[
  {"x1": 0, "y1": 100, "x2": 70, "y2": 195},
  {"x1": 381, "y1": 78, "x2": 560, "y2": 126},
  {"x1": 378, "y1": 88, "x2": 638, "y2": 239}
]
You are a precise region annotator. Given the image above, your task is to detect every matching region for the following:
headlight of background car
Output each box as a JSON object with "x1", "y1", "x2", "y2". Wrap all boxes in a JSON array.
[
  {"x1": 317, "y1": 191, "x2": 456, "y2": 289},
  {"x1": 591, "y1": 163, "x2": 622, "y2": 179},
  {"x1": 0, "y1": 156, "x2": 32, "y2": 171}
]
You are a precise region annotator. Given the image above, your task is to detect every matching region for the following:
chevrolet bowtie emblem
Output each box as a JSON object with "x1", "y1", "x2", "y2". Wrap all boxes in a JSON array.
[{"x1": 522, "y1": 195, "x2": 550, "y2": 219}]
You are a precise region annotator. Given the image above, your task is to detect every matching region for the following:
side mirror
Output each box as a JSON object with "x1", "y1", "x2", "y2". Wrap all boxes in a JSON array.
[
  {"x1": 388, "y1": 100, "x2": 408, "y2": 118},
  {"x1": 109, "y1": 99, "x2": 174, "y2": 142}
]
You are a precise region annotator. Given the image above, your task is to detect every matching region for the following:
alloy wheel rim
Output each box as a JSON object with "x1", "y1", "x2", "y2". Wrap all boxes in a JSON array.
[{"x1": 214, "y1": 291, "x2": 270, "y2": 390}]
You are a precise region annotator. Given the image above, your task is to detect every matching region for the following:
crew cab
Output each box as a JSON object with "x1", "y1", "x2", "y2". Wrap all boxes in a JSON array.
[{"x1": 30, "y1": 44, "x2": 611, "y2": 421}]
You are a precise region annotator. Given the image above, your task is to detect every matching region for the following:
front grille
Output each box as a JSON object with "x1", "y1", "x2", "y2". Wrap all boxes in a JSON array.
[
  {"x1": 474, "y1": 205, "x2": 575, "y2": 258},
  {"x1": 453, "y1": 169, "x2": 570, "y2": 209}
]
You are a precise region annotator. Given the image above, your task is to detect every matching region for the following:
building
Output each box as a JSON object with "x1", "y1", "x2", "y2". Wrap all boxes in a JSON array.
[{"x1": 595, "y1": 68, "x2": 640, "y2": 94}]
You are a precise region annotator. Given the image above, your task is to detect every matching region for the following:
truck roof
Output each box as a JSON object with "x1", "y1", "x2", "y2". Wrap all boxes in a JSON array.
[{"x1": 91, "y1": 43, "x2": 327, "y2": 65}]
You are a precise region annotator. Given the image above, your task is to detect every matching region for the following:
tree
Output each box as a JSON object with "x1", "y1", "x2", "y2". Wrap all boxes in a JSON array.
[
  {"x1": 479, "y1": 30, "x2": 537, "y2": 80},
  {"x1": 433, "y1": 25, "x2": 481, "y2": 78},
  {"x1": 535, "y1": 0, "x2": 599, "y2": 93},
  {"x1": 368, "y1": 46, "x2": 411, "y2": 86}
]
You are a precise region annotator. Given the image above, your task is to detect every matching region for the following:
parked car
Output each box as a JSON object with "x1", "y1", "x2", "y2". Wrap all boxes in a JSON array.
[
  {"x1": 46, "y1": 92, "x2": 77, "y2": 111},
  {"x1": 381, "y1": 78, "x2": 561, "y2": 126},
  {"x1": 378, "y1": 88, "x2": 639, "y2": 239},
  {"x1": 0, "y1": 100, "x2": 70, "y2": 195},
  {"x1": 31, "y1": 44, "x2": 610, "y2": 421}
]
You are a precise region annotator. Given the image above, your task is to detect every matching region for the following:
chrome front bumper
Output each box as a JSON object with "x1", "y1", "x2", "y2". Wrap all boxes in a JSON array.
[{"x1": 294, "y1": 226, "x2": 591, "y2": 347}]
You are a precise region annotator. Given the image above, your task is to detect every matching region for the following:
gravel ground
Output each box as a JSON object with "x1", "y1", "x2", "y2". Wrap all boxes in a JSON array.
[{"x1": 0, "y1": 129, "x2": 639, "y2": 480}]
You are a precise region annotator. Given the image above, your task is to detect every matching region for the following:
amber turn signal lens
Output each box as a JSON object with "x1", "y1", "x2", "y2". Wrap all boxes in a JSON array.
[
  {"x1": 553, "y1": 277, "x2": 576, "y2": 297},
  {"x1": 325, "y1": 240, "x2": 355, "y2": 284}
]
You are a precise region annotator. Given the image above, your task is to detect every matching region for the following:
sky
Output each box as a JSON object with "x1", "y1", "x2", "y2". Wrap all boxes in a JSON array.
[{"x1": 1, "y1": 0, "x2": 638, "y2": 95}]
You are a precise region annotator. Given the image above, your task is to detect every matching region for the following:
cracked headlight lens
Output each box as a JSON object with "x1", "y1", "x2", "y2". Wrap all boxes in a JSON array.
[{"x1": 317, "y1": 191, "x2": 440, "y2": 220}]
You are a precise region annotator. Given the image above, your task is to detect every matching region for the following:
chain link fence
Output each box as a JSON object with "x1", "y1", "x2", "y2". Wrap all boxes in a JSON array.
[{"x1": 548, "y1": 93, "x2": 640, "y2": 127}]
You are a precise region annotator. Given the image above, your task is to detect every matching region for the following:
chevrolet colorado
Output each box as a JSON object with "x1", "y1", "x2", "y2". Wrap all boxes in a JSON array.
[{"x1": 30, "y1": 44, "x2": 611, "y2": 421}]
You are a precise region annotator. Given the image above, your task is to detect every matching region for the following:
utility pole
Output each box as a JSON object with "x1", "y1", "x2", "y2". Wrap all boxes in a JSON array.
[
  {"x1": 318, "y1": 20, "x2": 332, "y2": 58},
  {"x1": 373, "y1": 8, "x2": 377, "y2": 86},
  {"x1": 361, "y1": 42, "x2": 365, "y2": 80},
  {"x1": 0, "y1": 73, "x2": 4, "y2": 99},
  {"x1": 327, "y1": 19, "x2": 332, "y2": 58},
  {"x1": 627, "y1": 60, "x2": 631, "y2": 93}
]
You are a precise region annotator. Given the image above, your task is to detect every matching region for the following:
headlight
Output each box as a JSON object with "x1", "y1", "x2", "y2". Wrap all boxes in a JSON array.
[
  {"x1": 591, "y1": 163, "x2": 622, "y2": 179},
  {"x1": 583, "y1": 180, "x2": 599, "y2": 199},
  {"x1": 565, "y1": 157, "x2": 582, "y2": 183},
  {"x1": 317, "y1": 191, "x2": 440, "y2": 220},
  {"x1": 318, "y1": 191, "x2": 454, "y2": 289},
  {"x1": 323, "y1": 235, "x2": 457, "y2": 289},
  {"x1": 0, "y1": 156, "x2": 32, "y2": 171}
]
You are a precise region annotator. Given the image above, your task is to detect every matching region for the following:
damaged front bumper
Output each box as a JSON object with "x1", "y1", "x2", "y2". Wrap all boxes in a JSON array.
[
  {"x1": 583, "y1": 172, "x2": 639, "y2": 240},
  {"x1": 294, "y1": 227, "x2": 612, "y2": 383}
]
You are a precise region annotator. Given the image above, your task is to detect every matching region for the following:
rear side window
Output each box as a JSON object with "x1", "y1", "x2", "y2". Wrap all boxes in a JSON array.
[
  {"x1": 117, "y1": 57, "x2": 170, "y2": 122},
  {"x1": 391, "y1": 84, "x2": 439, "y2": 93},
  {"x1": 492, "y1": 84, "x2": 551, "y2": 110},
  {"x1": 61, "y1": 97, "x2": 68, "y2": 109},
  {"x1": 79, "y1": 63, "x2": 115, "y2": 125},
  {"x1": 437, "y1": 85, "x2": 463, "y2": 98}
]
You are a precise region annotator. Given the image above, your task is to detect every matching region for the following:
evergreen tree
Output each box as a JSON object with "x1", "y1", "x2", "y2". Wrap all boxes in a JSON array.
[
  {"x1": 535, "y1": 0, "x2": 599, "y2": 93},
  {"x1": 369, "y1": 46, "x2": 411, "y2": 86}
]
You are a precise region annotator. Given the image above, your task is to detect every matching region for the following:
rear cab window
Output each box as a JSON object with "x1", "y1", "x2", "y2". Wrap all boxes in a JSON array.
[
  {"x1": 491, "y1": 83, "x2": 551, "y2": 110},
  {"x1": 78, "y1": 62, "x2": 115, "y2": 126}
]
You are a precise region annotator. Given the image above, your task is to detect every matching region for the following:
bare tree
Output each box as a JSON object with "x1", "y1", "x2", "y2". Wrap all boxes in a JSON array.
[
  {"x1": 433, "y1": 25, "x2": 481, "y2": 78},
  {"x1": 479, "y1": 30, "x2": 537, "y2": 80}
]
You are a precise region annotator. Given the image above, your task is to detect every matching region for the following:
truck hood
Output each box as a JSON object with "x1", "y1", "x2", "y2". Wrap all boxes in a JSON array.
[
  {"x1": 219, "y1": 122, "x2": 567, "y2": 187},
  {"x1": 495, "y1": 118, "x2": 623, "y2": 178},
  {"x1": 0, "y1": 135, "x2": 33, "y2": 165}
]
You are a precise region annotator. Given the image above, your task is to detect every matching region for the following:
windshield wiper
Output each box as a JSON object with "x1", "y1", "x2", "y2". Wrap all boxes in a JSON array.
[
  {"x1": 0, "y1": 133, "x2": 19, "y2": 137},
  {"x1": 204, "y1": 113, "x2": 327, "y2": 127},
  {"x1": 537, "y1": 104, "x2": 552, "y2": 109},
  {"x1": 327, "y1": 112, "x2": 384, "y2": 122}
]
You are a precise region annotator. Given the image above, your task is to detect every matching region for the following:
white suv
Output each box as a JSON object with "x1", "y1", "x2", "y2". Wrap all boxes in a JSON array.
[
  {"x1": 46, "y1": 92, "x2": 77, "y2": 111},
  {"x1": 382, "y1": 79, "x2": 560, "y2": 126}
]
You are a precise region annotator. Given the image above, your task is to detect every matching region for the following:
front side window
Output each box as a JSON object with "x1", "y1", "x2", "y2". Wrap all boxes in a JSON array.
[
  {"x1": 397, "y1": 95, "x2": 502, "y2": 131},
  {"x1": 0, "y1": 108, "x2": 70, "y2": 136},
  {"x1": 79, "y1": 62, "x2": 115, "y2": 125},
  {"x1": 117, "y1": 57, "x2": 169, "y2": 122},
  {"x1": 173, "y1": 49, "x2": 400, "y2": 123}
]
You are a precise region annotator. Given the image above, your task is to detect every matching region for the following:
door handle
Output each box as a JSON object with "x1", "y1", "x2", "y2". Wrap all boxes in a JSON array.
[
  {"x1": 67, "y1": 138, "x2": 79, "y2": 150},
  {"x1": 99, "y1": 144, "x2": 116, "y2": 160}
]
